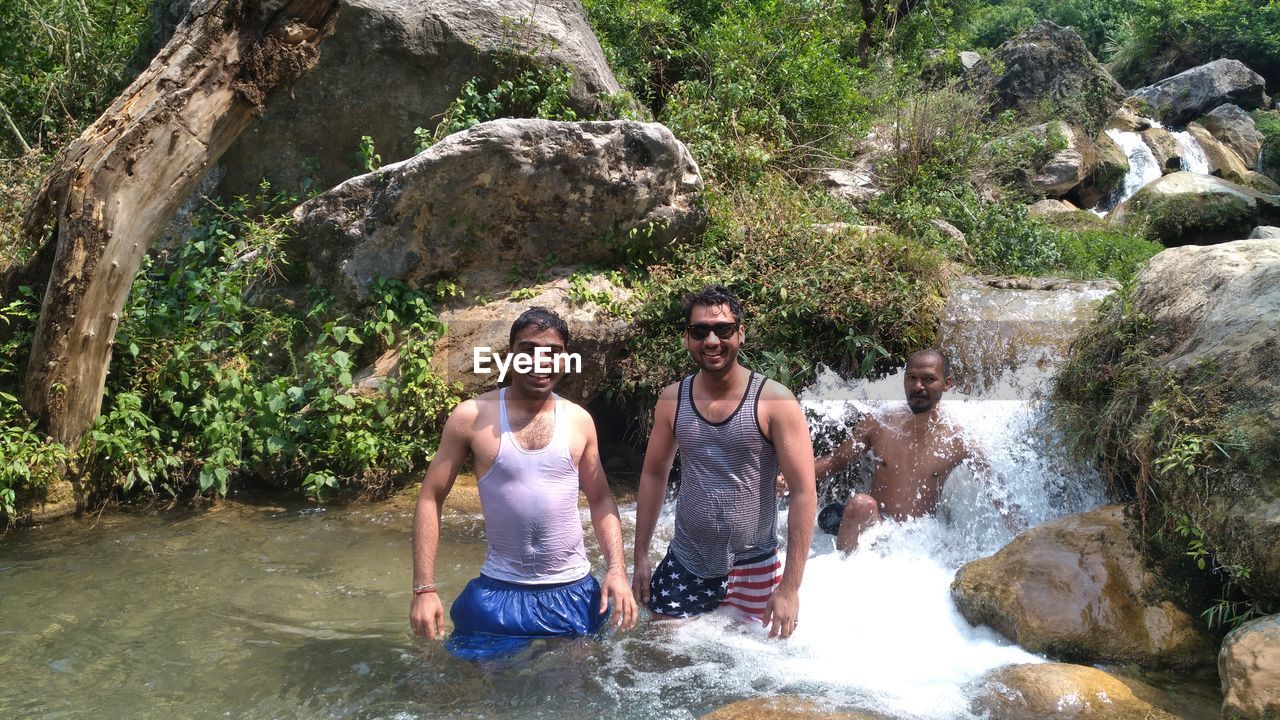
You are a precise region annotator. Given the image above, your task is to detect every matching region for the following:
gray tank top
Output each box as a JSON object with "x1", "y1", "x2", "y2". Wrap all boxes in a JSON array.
[{"x1": 669, "y1": 371, "x2": 779, "y2": 577}]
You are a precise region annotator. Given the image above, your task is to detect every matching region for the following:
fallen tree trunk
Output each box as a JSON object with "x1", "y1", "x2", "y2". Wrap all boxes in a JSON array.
[{"x1": 20, "y1": 0, "x2": 339, "y2": 444}]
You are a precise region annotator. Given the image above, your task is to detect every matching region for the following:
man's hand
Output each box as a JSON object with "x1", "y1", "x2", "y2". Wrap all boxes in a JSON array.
[
  {"x1": 761, "y1": 586, "x2": 800, "y2": 639},
  {"x1": 410, "y1": 592, "x2": 446, "y2": 639},
  {"x1": 601, "y1": 568, "x2": 638, "y2": 631},
  {"x1": 631, "y1": 554, "x2": 652, "y2": 606}
]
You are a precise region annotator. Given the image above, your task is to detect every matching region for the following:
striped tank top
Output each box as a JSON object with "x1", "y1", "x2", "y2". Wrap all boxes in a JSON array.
[
  {"x1": 477, "y1": 389, "x2": 590, "y2": 585},
  {"x1": 669, "y1": 371, "x2": 779, "y2": 578}
]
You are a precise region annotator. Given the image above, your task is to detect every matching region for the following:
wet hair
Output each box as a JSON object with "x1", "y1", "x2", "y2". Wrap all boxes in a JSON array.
[
  {"x1": 681, "y1": 284, "x2": 744, "y2": 324},
  {"x1": 907, "y1": 348, "x2": 951, "y2": 378},
  {"x1": 509, "y1": 307, "x2": 570, "y2": 349}
]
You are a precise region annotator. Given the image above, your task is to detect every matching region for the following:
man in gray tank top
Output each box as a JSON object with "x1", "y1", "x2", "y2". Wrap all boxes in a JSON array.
[{"x1": 632, "y1": 285, "x2": 817, "y2": 639}]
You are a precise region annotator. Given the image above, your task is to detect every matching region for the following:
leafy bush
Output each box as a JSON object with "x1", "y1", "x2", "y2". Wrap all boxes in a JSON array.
[{"x1": 0, "y1": 0, "x2": 152, "y2": 155}]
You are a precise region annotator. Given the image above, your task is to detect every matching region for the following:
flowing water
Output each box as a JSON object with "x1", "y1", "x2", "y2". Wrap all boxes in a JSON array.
[
  {"x1": 1, "y1": 279, "x2": 1219, "y2": 719},
  {"x1": 1096, "y1": 120, "x2": 1211, "y2": 213}
]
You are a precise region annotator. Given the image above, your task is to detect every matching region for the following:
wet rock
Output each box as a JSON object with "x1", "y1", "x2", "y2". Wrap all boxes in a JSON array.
[
  {"x1": 1250, "y1": 226, "x2": 1280, "y2": 238},
  {"x1": 973, "y1": 663, "x2": 1182, "y2": 719},
  {"x1": 1201, "y1": 104, "x2": 1266, "y2": 165},
  {"x1": 1103, "y1": 103, "x2": 1152, "y2": 133},
  {"x1": 292, "y1": 119, "x2": 704, "y2": 303},
  {"x1": 1130, "y1": 239, "x2": 1280, "y2": 598},
  {"x1": 1110, "y1": 172, "x2": 1280, "y2": 245},
  {"x1": 700, "y1": 697, "x2": 890, "y2": 720},
  {"x1": 1186, "y1": 122, "x2": 1254, "y2": 185},
  {"x1": 1130, "y1": 59, "x2": 1268, "y2": 126},
  {"x1": 966, "y1": 21, "x2": 1125, "y2": 131},
  {"x1": 952, "y1": 504, "x2": 1215, "y2": 669},
  {"x1": 1070, "y1": 130, "x2": 1129, "y2": 209},
  {"x1": 1220, "y1": 614, "x2": 1280, "y2": 719},
  {"x1": 216, "y1": 0, "x2": 630, "y2": 196},
  {"x1": 1139, "y1": 127, "x2": 1187, "y2": 175}
]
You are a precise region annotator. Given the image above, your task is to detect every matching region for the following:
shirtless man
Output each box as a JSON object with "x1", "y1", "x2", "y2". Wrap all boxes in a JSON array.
[
  {"x1": 409, "y1": 308, "x2": 636, "y2": 659},
  {"x1": 809, "y1": 349, "x2": 1015, "y2": 553},
  {"x1": 632, "y1": 285, "x2": 816, "y2": 639}
]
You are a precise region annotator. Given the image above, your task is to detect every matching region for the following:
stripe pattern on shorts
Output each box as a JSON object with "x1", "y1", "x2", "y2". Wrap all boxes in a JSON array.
[{"x1": 719, "y1": 551, "x2": 783, "y2": 621}]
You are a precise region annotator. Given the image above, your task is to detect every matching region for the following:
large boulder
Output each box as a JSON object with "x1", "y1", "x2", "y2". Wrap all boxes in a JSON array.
[
  {"x1": 972, "y1": 663, "x2": 1187, "y2": 719},
  {"x1": 1130, "y1": 59, "x2": 1268, "y2": 126},
  {"x1": 1186, "y1": 123, "x2": 1255, "y2": 185},
  {"x1": 215, "y1": 0, "x2": 629, "y2": 196},
  {"x1": 967, "y1": 21, "x2": 1125, "y2": 131},
  {"x1": 1251, "y1": 226, "x2": 1280, "y2": 238},
  {"x1": 1111, "y1": 171, "x2": 1280, "y2": 245},
  {"x1": 1220, "y1": 614, "x2": 1280, "y2": 719},
  {"x1": 700, "y1": 698, "x2": 888, "y2": 720},
  {"x1": 1139, "y1": 127, "x2": 1188, "y2": 175},
  {"x1": 1130, "y1": 239, "x2": 1280, "y2": 599},
  {"x1": 1025, "y1": 121, "x2": 1098, "y2": 196},
  {"x1": 1201, "y1": 104, "x2": 1266, "y2": 165},
  {"x1": 951, "y1": 504, "x2": 1215, "y2": 669},
  {"x1": 292, "y1": 119, "x2": 704, "y2": 302}
]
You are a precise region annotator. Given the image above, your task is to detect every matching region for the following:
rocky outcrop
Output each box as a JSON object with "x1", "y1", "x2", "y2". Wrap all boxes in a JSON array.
[
  {"x1": 1251, "y1": 226, "x2": 1280, "y2": 238},
  {"x1": 1186, "y1": 123, "x2": 1255, "y2": 184},
  {"x1": 216, "y1": 0, "x2": 629, "y2": 196},
  {"x1": 1220, "y1": 614, "x2": 1280, "y2": 720},
  {"x1": 1111, "y1": 172, "x2": 1280, "y2": 245},
  {"x1": 967, "y1": 21, "x2": 1125, "y2": 131},
  {"x1": 1130, "y1": 239, "x2": 1280, "y2": 599},
  {"x1": 973, "y1": 663, "x2": 1185, "y2": 719},
  {"x1": 1026, "y1": 121, "x2": 1098, "y2": 196},
  {"x1": 1201, "y1": 104, "x2": 1266, "y2": 165},
  {"x1": 1070, "y1": 130, "x2": 1128, "y2": 208},
  {"x1": 951, "y1": 504, "x2": 1215, "y2": 669},
  {"x1": 1130, "y1": 59, "x2": 1268, "y2": 126},
  {"x1": 292, "y1": 119, "x2": 704, "y2": 302}
]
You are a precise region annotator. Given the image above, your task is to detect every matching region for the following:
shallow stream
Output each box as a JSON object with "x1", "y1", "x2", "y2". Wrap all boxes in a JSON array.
[{"x1": 0, "y1": 278, "x2": 1222, "y2": 719}]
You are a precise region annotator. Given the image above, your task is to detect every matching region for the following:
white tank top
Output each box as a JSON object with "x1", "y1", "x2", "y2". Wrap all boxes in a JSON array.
[{"x1": 477, "y1": 389, "x2": 590, "y2": 584}]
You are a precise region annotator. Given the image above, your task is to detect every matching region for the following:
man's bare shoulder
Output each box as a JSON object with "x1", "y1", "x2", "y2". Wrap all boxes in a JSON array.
[
  {"x1": 448, "y1": 391, "x2": 498, "y2": 426},
  {"x1": 557, "y1": 395, "x2": 599, "y2": 433},
  {"x1": 758, "y1": 377, "x2": 800, "y2": 404}
]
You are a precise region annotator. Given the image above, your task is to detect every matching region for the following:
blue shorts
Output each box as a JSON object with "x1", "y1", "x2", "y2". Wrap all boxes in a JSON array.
[{"x1": 446, "y1": 574, "x2": 606, "y2": 661}]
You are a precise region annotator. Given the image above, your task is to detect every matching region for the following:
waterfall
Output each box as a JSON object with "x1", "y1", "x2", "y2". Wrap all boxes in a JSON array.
[
  {"x1": 1172, "y1": 130, "x2": 1210, "y2": 173},
  {"x1": 1094, "y1": 128, "x2": 1161, "y2": 213}
]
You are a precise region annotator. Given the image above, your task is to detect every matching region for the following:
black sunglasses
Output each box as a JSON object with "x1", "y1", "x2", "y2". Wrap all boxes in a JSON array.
[{"x1": 686, "y1": 322, "x2": 739, "y2": 340}]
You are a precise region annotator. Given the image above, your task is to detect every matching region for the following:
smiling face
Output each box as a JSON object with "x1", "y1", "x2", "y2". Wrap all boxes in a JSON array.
[
  {"x1": 509, "y1": 325, "x2": 568, "y2": 399},
  {"x1": 903, "y1": 352, "x2": 951, "y2": 415},
  {"x1": 684, "y1": 303, "x2": 743, "y2": 374}
]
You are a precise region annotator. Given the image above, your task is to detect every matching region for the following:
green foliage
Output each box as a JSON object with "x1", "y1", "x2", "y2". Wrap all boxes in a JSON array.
[
  {"x1": 962, "y1": 0, "x2": 1139, "y2": 56},
  {"x1": 432, "y1": 63, "x2": 579, "y2": 142},
  {"x1": 622, "y1": 175, "x2": 950, "y2": 397},
  {"x1": 355, "y1": 135, "x2": 381, "y2": 173},
  {"x1": 1253, "y1": 110, "x2": 1280, "y2": 181},
  {"x1": 0, "y1": 0, "x2": 152, "y2": 155}
]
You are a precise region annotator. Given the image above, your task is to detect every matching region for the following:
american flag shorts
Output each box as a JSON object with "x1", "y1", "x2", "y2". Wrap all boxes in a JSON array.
[{"x1": 647, "y1": 547, "x2": 782, "y2": 621}]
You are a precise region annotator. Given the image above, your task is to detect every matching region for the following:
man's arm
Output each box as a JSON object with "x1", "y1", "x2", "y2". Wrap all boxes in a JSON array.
[
  {"x1": 631, "y1": 382, "x2": 680, "y2": 605},
  {"x1": 760, "y1": 381, "x2": 817, "y2": 640},
  {"x1": 409, "y1": 401, "x2": 474, "y2": 639},
  {"x1": 778, "y1": 415, "x2": 873, "y2": 494},
  {"x1": 574, "y1": 406, "x2": 638, "y2": 631}
]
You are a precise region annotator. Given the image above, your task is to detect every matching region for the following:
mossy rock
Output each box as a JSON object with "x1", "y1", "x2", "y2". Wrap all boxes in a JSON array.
[{"x1": 1111, "y1": 172, "x2": 1280, "y2": 245}]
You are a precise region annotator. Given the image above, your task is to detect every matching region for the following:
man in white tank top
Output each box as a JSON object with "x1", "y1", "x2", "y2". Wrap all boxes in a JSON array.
[
  {"x1": 632, "y1": 285, "x2": 817, "y2": 639},
  {"x1": 409, "y1": 308, "x2": 636, "y2": 659}
]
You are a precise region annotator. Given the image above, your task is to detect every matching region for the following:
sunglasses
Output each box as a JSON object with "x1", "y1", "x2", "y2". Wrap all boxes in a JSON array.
[{"x1": 686, "y1": 322, "x2": 739, "y2": 340}]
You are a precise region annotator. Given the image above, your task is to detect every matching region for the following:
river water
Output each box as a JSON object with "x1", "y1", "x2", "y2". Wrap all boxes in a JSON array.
[{"x1": 0, "y1": 278, "x2": 1220, "y2": 719}]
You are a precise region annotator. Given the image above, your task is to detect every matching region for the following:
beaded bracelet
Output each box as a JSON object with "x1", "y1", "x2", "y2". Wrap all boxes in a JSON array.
[{"x1": 412, "y1": 583, "x2": 437, "y2": 595}]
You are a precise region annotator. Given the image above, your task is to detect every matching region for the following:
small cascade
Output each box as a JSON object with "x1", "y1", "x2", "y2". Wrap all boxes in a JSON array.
[
  {"x1": 1172, "y1": 129, "x2": 1210, "y2": 174},
  {"x1": 1095, "y1": 128, "x2": 1161, "y2": 212},
  {"x1": 1095, "y1": 118, "x2": 1214, "y2": 214}
]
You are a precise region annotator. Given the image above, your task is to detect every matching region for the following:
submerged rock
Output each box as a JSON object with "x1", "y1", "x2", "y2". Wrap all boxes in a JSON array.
[
  {"x1": 973, "y1": 663, "x2": 1183, "y2": 719},
  {"x1": 1130, "y1": 59, "x2": 1268, "y2": 126},
  {"x1": 700, "y1": 697, "x2": 890, "y2": 720},
  {"x1": 951, "y1": 504, "x2": 1215, "y2": 669},
  {"x1": 216, "y1": 0, "x2": 630, "y2": 196},
  {"x1": 1110, "y1": 172, "x2": 1280, "y2": 245},
  {"x1": 1220, "y1": 614, "x2": 1280, "y2": 719},
  {"x1": 292, "y1": 119, "x2": 704, "y2": 302}
]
